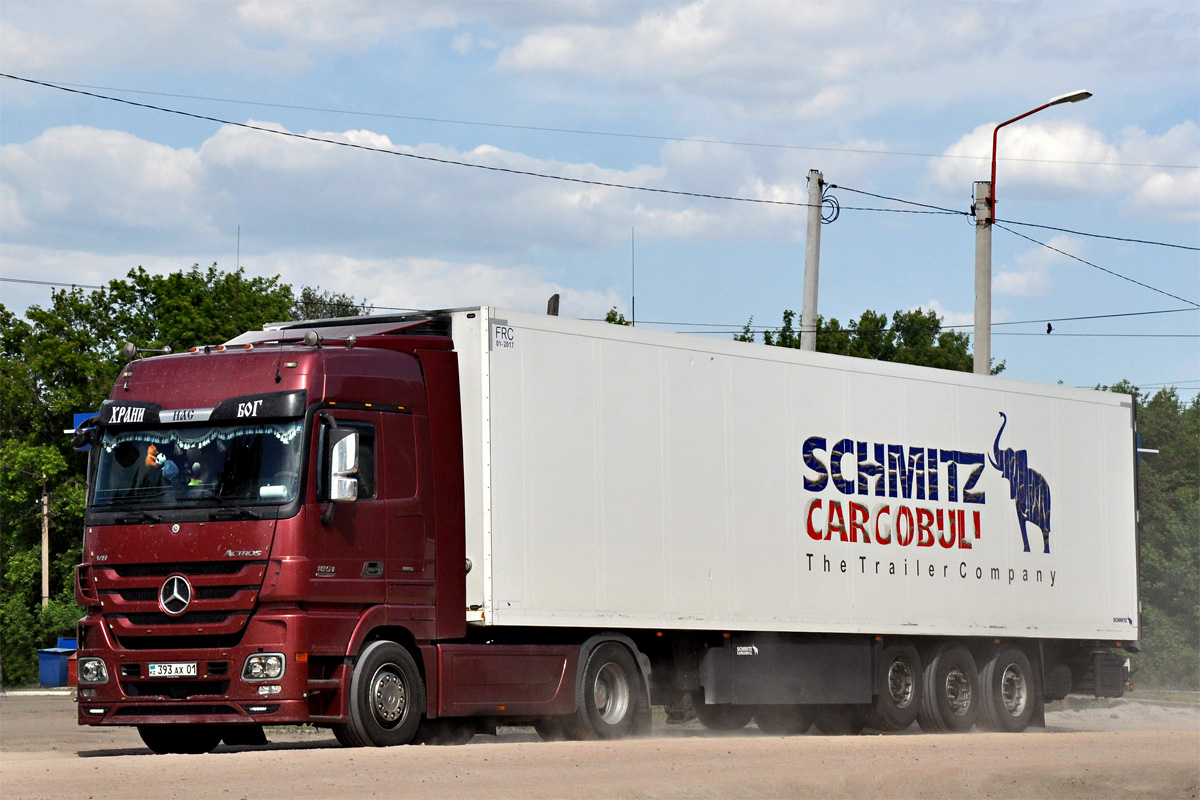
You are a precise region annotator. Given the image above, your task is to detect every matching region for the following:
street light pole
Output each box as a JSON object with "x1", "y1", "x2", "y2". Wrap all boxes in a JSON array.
[{"x1": 973, "y1": 90, "x2": 1092, "y2": 374}]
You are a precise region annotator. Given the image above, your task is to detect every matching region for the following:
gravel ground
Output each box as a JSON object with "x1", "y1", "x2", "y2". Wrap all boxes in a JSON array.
[{"x1": 1, "y1": 690, "x2": 1197, "y2": 799}]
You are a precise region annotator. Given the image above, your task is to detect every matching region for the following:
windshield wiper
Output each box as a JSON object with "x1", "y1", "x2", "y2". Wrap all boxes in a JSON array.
[
  {"x1": 104, "y1": 505, "x2": 164, "y2": 524},
  {"x1": 203, "y1": 493, "x2": 261, "y2": 520}
]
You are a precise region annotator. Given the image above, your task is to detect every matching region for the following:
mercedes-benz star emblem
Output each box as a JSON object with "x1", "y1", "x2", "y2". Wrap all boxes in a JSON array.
[{"x1": 159, "y1": 575, "x2": 192, "y2": 616}]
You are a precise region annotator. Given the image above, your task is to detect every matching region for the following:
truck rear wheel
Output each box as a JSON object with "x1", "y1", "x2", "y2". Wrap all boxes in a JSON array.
[
  {"x1": 860, "y1": 642, "x2": 922, "y2": 731},
  {"x1": 813, "y1": 705, "x2": 864, "y2": 735},
  {"x1": 137, "y1": 724, "x2": 222, "y2": 754},
  {"x1": 696, "y1": 699, "x2": 754, "y2": 732},
  {"x1": 338, "y1": 640, "x2": 426, "y2": 747},
  {"x1": 570, "y1": 642, "x2": 641, "y2": 739},
  {"x1": 916, "y1": 642, "x2": 980, "y2": 733},
  {"x1": 754, "y1": 705, "x2": 814, "y2": 735},
  {"x1": 978, "y1": 646, "x2": 1035, "y2": 732}
]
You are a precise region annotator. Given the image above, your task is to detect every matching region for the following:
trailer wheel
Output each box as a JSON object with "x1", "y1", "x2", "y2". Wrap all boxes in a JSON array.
[
  {"x1": 137, "y1": 724, "x2": 223, "y2": 754},
  {"x1": 978, "y1": 646, "x2": 1035, "y2": 732},
  {"x1": 696, "y1": 698, "x2": 755, "y2": 732},
  {"x1": 342, "y1": 640, "x2": 426, "y2": 746},
  {"x1": 571, "y1": 642, "x2": 641, "y2": 739},
  {"x1": 916, "y1": 642, "x2": 979, "y2": 733},
  {"x1": 860, "y1": 642, "x2": 922, "y2": 732},
  {"x1": 813, "y1": 705, "x2": 864, "y2": 735},
  {"x1": 754, "y1": 705, "x2": 814, "y2": 735}
]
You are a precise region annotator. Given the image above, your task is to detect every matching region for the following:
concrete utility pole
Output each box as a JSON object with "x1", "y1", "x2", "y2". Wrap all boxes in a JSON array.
[
  {"x1": 41, "y1": 476, "x2": 50, "y2": 608},
  {"x1": 973, "y1": 181, "x2": 993, "y2": 376},
  {"x1": 800, "y1": 169, "x2": 824, "y2": 352}
]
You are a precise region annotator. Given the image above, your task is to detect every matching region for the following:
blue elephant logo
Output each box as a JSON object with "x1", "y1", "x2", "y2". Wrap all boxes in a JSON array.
[{"x1": 989, "y1": 413, "x2": 1052, "y2": 553}]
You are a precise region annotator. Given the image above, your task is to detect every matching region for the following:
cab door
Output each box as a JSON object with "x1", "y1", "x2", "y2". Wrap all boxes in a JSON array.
[
  {"x1": 305, "y1": 411, "x2": 387, "y2": 605},
  {"x1": 383, "y1": 412, "x2": 435, "y2": 613}
]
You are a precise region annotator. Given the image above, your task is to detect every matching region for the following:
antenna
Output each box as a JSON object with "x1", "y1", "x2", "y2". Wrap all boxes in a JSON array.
[
  {"x1": 631, "y1": 228, "x2": 636, "y2": 327},
  {"x1": 237, "y1": 225, "x2": 241, "y2": 269}
]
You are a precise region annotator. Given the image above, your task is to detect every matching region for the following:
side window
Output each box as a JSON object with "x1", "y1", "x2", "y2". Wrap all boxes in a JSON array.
[{"x1": 318, "y1": 419, "x2": 376, "y2": 500}]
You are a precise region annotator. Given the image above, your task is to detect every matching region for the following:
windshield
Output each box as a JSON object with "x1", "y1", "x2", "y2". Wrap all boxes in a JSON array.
[{"x1": 91, "y1": 421, "x2": 304, "y2": 511}]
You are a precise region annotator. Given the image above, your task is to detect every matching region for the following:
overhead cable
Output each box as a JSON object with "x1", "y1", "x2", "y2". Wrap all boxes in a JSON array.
[
  {"x1": 994, "y1": 224, "x2": 1200, "y2": 308},
  {"x1": 36, "y1": 79, "x2": 1200, "y2": 171}
]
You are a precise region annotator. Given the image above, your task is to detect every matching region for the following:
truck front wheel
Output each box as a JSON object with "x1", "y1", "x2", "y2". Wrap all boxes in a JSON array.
[
  {"x1": 137, "y1": 724, "x2": 223, "y2": 754},
  {"x1": 337, "y1": 640, "x2": 426, "y2": 747}
]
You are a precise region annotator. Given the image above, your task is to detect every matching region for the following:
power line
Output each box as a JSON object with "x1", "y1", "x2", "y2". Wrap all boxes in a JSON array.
[
  {"x1": 9, "y1": 74, "x2": 1195, "y2": 254},
  {"x1": 997, "y1": 219, "x2": 1199, "y2": 252},
  {"x1": 994, "y1": 224, "x2": 1200, "y2": 309},
  {"x1": 11, "y1": 276, "x2": 1197, "y2": 332},
  {"x1": 994, "y1": 332, "x2": 1198, "y2": 338},
  {"x1": 834, "y1": 185, "x2": 1198, "y2": 252},
  {"x1": 36, "y1": 80, "x2": 1200, "y2": 171},
  {"x1": 2, "y1": 277, "x2": 105, "y2": 290},
  {"x1": 832, "y1": 186, "x2": 966, "y2": 216},
  {"x1": 0, "y1": 74, "x2": 820, "y2": 211},
  {"x1": 615, "y1": 307, "x2": 1198, "y2": 330}
]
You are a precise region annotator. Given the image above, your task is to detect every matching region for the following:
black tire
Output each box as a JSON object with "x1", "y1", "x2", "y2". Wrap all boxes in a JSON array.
[
  {"x1": 342, "y1": 640, "x2": 426, "y2": 746},
  {"x1": 331, "y1": 724, "x2": 360, "y2": 748},
  {"x1": 412, "y1": 717, "x2": 477, "y2": 745},
  {"x1": 534, "y1": 716, "x2": 578, "y2": 742},
  {"x1": 570, "y1": 643, "x2": 642, "y2": 739},
  {"x1": 137, "y1": 724, "x2": 223, "y2": 754},
  {"x1": 916, "y1": 642, "x2": 980, "y2": 733},
  {"x1": 861, "y1": 642, "x2": 923, "y2": 732},
  {"x1": 221, "y1": 725, "x2": 267, "y2": 747},
  {"x1": 813, "y1": 705, "x2": 864, "y2": 736},
  {"x1": 978, "y1": 646, "x2": 1036, "y2": 733},
  {"x1": 696, "y1": 701, "x2": 755, "y2": 732},
  {"x1": 754, "y1": 705, "x2": 814, "y2": 735}
]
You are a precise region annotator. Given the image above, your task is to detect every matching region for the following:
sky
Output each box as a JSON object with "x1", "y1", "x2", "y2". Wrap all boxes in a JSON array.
[{"x1": 1, "y1": 1, "x2": 1197, "y2": 399}]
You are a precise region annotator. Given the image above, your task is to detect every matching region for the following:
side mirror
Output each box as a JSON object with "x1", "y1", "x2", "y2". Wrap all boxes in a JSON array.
[
  {"x1": 72, "y1": 416, "x2": 101, "y2": 451},
  {"x1": 327, "y1": 428, "x2": 359, "y2": 503}
]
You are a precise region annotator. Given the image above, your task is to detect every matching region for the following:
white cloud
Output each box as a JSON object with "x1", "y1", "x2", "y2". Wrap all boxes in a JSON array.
[
  {"x1": 918, "y1": 299, "x2": 974, "y2": 328},
  {"x1": 992, "y1": 234, "x2": 1084, "y2": 298},
  {"x1": 928, "y1": 121, "x2": 1199, "y2": 223},
  {"x1": 2, "y1": 121, "x2": 825, "y2": 263}
]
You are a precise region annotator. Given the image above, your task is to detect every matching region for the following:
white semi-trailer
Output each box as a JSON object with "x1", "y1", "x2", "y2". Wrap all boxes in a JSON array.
[{"x1": 77, "y1": 307, "x2": 1137, "y2": 752}]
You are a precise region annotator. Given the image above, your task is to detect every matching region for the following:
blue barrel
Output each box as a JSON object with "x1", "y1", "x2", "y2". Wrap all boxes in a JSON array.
[{"x1": 38, "y1": 648, "x2": 74, "y2": 687}]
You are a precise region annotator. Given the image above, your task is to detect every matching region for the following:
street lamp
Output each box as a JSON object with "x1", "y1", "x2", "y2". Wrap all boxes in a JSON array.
[
  {"x1": 973, "y1": 90, "x2": 1092, "y2": 375},
  {"x1": 989, "y1": 90, "x2": 1092, "y2": 224}
]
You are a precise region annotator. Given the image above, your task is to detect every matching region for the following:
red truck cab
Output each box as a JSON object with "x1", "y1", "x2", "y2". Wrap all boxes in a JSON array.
[{"x1": 73, "y1": 317, "x2": 515, "y2": 752}]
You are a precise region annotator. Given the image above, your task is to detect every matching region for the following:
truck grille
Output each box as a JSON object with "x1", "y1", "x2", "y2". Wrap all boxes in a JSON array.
[{"x1": 93, "y1": 560, "x2": 267, "y2": 650}]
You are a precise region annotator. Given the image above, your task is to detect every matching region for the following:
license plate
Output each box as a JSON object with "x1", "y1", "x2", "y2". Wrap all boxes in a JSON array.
[{"x1": 148, "y1": 662, "x2": 198, "y2": 678}]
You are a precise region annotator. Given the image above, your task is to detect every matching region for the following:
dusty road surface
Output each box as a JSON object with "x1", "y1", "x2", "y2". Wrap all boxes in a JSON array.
[{"x1": 2, "y1": 690, "x2": 1197, "y2": 799}]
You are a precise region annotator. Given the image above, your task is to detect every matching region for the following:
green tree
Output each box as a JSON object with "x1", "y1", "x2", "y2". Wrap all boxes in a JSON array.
[
  {"x1": 292, "y1": 286, "x2": 373, "y2": 320},
  {"x1": 604, "y1": 307, "x2": 632, "y2": 326},
  {"x1": 1100, "y1": 381, "x2": 1199, "y2": 689},
  {"x1": 0, "y1": 264, "x2": 335, "y2": 684},
  {"x1": 747, "y1": 308, "x2": 1003, "y2": 374}
]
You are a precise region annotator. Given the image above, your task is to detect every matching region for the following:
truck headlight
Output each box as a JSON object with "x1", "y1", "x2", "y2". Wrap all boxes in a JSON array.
[
  {"x1": 242, "y1": 653, "x2": 285, "y2": 681},
  {"x1": 78, "y1": 657, "x2": 109, "y2": 685}
]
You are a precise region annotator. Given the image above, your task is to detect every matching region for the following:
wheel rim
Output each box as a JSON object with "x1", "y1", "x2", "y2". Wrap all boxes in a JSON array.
[
  {"x1": 1000, "y1": 663, "x2": 1028, "y2": 717},
  {"x1": 370, "y1": 665, "x2": 408, "y2": 729},
  {"x1": 592, "y1": 662, "x2": 630, "y2": 724},
  {"x1": 886, "y1": 657, "x2": 916, "y2": 708},
  {"x1": 944, "y1": 666, "x2": 973, "y2": 716}
]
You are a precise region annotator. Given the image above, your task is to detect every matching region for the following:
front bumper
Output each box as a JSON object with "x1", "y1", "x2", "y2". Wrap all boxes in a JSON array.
[{"x1": 77, "y1": 610, "x2": 314, "y2": 726}]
